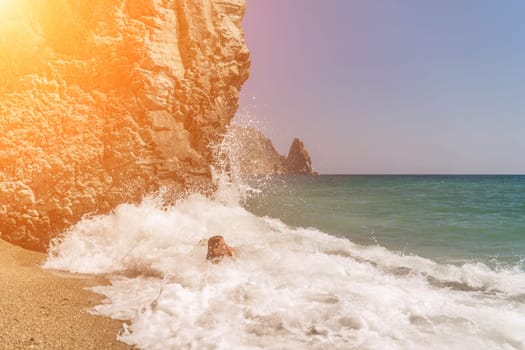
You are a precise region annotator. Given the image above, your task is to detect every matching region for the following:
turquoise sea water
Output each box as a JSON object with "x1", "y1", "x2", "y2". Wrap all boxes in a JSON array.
[{"x1": 246, "y1": 175, "x2": 525, "y2": 268}]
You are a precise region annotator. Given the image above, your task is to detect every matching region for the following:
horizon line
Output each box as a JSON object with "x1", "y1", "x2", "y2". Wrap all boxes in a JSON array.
[{"x1": 315, "y1": 173, "x2": 525, "y2": 176}]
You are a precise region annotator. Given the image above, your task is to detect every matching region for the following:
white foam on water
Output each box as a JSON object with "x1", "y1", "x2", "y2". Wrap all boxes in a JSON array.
[{"x1": 44, "y1": 192, "x2": 525, "y2": 350}]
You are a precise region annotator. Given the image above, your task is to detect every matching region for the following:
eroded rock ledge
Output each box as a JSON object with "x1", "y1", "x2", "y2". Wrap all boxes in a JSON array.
[{"x1": 0, "y1": 0, "x2": 250, "y2": 251}]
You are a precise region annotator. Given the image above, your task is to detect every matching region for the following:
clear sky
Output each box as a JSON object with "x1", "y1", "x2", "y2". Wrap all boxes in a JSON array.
[{"x1": 239, "y1": 0, "x2": 525, "y2": 174}]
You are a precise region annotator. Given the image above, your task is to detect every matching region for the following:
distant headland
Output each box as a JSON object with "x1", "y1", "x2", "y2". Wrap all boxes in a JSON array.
[{"x1": 229, "y1": 124, "x2": 316, "y2": 175}]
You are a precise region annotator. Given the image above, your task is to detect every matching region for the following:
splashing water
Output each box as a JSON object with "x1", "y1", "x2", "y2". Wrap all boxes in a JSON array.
[
  {"x1": 44, "y1": 130, "x2": 525, "y2": 350},
  {"x1": 43, "y1": 193, "x2": 525, "y2": 349}
]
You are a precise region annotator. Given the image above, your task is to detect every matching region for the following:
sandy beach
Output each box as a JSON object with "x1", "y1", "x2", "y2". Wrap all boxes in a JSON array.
[{"x1": 0, "y1": 239, "x2": 132, "y2": 350}]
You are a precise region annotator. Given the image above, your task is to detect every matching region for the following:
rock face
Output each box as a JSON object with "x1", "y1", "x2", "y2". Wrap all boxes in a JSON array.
[
  {"x1": 285, "y1": 138, "x2": 314, "y2": 175},
  {"x1": 229, "y1": 125, "x2": 315, "y2": 175},
  {"x1": 0, "y1": 0, "x2": 250, "y2": 251}
]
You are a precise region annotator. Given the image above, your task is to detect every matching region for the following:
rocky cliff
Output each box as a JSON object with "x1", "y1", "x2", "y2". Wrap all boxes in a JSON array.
[
  {"x1": 0, "y1": 0, "x2": 250, "y2": 251},
  {"x1": 228, "y1": 125, "x2": 315, "y2": 175}
]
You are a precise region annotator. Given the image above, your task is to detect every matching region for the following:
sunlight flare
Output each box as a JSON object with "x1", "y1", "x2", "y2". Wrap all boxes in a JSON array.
[{"x1": 0, "y1": 0, "x2": 17, "y2": 13}]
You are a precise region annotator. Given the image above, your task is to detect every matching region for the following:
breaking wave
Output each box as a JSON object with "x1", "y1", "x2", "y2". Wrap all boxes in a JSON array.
[{"x1": 43, "y1": 190, "x2": 525, "y2": 350}]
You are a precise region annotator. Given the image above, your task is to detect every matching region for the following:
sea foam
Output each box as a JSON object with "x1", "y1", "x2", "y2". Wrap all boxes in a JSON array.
[{"x1": 44, "y1": 190, "x2": 525, "y2": 350}]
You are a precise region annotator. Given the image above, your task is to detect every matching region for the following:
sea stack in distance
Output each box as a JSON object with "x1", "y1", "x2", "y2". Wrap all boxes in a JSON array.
[
  {"x1": 228, "y1": 125, "x2": 316, "y2": 175},
  {"x1": 285, "y1": 138, "x2": 315, "y2": 175}
]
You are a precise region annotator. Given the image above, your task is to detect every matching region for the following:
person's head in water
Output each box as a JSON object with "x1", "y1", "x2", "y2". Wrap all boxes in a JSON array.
[{"x1": 206, "y1": 235, "x2": 233, "y2": 263}]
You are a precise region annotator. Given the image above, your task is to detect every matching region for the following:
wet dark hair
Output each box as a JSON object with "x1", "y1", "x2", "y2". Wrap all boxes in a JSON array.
[{"x1": 207, "y1": 236, "x2": 226, "y2": 261}]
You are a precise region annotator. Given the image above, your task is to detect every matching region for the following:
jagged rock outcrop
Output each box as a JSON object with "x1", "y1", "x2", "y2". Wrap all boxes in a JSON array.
[
  {"x1": 229, "y1": 125, "x2": 315, "y2": 175},
  {"x1": 0, "y1": 0, "x2": 250, "y2": 251},
  {"x1": 285, "y1": 138, "x2": 314, "y2": 175}
]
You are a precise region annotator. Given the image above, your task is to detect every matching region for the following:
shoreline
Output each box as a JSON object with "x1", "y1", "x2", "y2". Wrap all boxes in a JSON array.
[{"x1": 0, "y1": 239, "x2": 132, "y2": 349}]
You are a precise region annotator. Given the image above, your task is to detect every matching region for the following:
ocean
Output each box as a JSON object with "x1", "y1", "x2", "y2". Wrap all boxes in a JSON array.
[
  {"x1": 246, "y1": 175, "x2": 525, "y2": 268},
  {"x1": 44, "y1": 175, "x2": 525, "y2": 350}
]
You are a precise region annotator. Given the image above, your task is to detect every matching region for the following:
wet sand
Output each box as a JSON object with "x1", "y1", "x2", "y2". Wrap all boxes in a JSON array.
[{"x1": 0, "y1": 239, "x2": 133, "y2": 349}]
